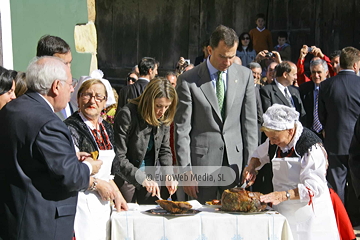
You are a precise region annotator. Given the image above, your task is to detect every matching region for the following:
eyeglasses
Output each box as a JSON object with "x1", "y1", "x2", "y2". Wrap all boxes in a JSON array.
[
  {"x1": 127, "y1": 77, "x2": 137, "y2": 82},
  {"x1": 80, "y1": 92, "x2": 107, "y2": 102},
  {"x1": 241, "y1": 37, "x2": 250, "y2": 40},
  {"x1": 62, "y1": 80, "x2": 77, "y2": 87}
]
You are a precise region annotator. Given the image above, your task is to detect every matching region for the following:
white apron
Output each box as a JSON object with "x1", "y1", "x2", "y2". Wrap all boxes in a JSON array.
[
  {"x1": 74, "y1": 149, "x2": 115, "y2": 240},
  {"x1": 271, "y1": 150, "x2": 339, "y2": 240}
]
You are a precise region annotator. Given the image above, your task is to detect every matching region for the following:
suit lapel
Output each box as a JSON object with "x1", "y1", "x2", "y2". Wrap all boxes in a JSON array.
[
  {"x1": 198, "y1": 64, "x2": 222, "y2": 120},
  {"x1": 225, "y1": 65, "x2": 238, "y2": 119},
  {"x1": 272, "y1": 83, "x2": 291, "y2": 107}
]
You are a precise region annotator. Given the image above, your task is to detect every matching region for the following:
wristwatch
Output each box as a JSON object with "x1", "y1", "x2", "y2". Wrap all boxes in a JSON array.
[
  {"x1": 89, "y1": 177, "x2": 98, "y2": 191},
  {"x1": 285, "y1": 190, "x2": 291, "y2": 200}
]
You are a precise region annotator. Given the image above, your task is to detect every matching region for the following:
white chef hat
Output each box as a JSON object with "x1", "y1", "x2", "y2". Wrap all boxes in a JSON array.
[
  {"x1": 70, "y1": 69, "x2": 116, "y2": 109},
  {"x1": 262, "y1": 104, "x2": 299, "y2": 130}
]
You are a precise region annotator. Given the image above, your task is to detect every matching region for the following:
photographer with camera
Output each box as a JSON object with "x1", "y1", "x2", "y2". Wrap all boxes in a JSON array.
[{"x1": 297, "y1": 45, "x2": 336, "y2": 85}]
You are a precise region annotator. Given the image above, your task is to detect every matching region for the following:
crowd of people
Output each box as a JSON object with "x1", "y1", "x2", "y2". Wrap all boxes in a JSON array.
[{"x1": 0, "y1": 16, "x2": 359, "y2": 240}]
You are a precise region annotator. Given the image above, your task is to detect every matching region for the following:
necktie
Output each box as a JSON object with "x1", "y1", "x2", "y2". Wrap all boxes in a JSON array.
[
  {"x1": 284, "y1": 88, "x2": 294, "y2": 107},
  {"x1": 313, "y1": 89, "x2": 322, "y2": 133},
  {"x1": 216, "y1": 71, "x2": 225, "y2": 119},
  {"x1": 61, "y1": 108, "x2": 67, "y2": 119}
]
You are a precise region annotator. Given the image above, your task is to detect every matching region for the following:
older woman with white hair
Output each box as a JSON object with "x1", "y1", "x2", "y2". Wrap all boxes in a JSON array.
[
  {"x1": 242, "y1": 104, "x2": 339, "y2": 240},
  {"x1": 65, "y1": 77, "x2": 127, "y2": 240}
]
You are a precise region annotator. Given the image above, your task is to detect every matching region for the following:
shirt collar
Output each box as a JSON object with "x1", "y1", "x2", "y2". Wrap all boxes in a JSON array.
[
  {"x1": 274, "y1": 79, "x2": 286, "y2": 92},
  {"x1": 257, "y1": 27, "x2": 266, "y2": 32},
  {"x1": 206, "y1": 56, "x2": 228, "y2": 77},
  {"x1": 138, "y1": 77, "x2": 150, "y2": 82},
  {"x1": 37, "y1": 93, "x2": 54, "y2": 112}
]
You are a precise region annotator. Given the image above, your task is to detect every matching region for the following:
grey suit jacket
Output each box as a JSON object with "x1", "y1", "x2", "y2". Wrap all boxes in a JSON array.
[
  {"x1": 174, "y1": 62, "x2": 258, "y2": 174},
  {"x1": 113, "y1": 103, "x2": 172, "y2": 188}
]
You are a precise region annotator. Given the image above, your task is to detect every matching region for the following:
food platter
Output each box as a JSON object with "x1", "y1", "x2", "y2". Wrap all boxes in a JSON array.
[
  {"x1": 205, "y1": 202, "x2": 222, "y2": 208},
  {"x1": 143, "y1": 208, "x2": 201, "y2": 216},
  {"x1": 217, "y1": 209, "x2": 276, "y2": 215}
]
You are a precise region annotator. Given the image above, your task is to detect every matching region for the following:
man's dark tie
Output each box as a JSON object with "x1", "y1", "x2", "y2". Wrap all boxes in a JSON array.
[{"x1": 313, "y1": 88, "x2": 322, "y2": 133}]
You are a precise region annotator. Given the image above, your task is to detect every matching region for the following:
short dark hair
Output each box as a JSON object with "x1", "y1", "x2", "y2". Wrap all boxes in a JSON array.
[
  {"x1": 238, "y1": 32, "x2": 254, "y2": 51},
  {"x1": 330, "y1": 50, "x2": 341, "y2": 60},
  {"x1": 36, "y1": 35, "x2": 70, "y2": 57},
  {"x1": 0, "y1": 66, "x2": 17, "y2": 95},
  {"x1": 201, "y1": 39, "x2": 210, "y2": 48},
  {"x1": 255, "y1": 13, "x2": 266, "y2": 21},
  {"x1": 278, "y1": 31, "x2": 288, "y2": 39},
  {"x1": 138, "y1": 57, "x2": 157, "y2": 76},
  {"x1": 209, "y1": 25, "x2": 239, "y2": 49},
  {"x1": 340, "y1": 46, "x2": 360, "y2": 69},
  {"x1": 275, "y1": 61, "x2": 293, "y2": 77},
  {"x1": 126, "y1": 70, "x2": 139, "y2": 82}
]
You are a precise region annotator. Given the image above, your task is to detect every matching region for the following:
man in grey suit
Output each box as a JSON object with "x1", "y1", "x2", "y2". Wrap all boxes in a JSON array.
[{"x1": 174, "y1": 25, "x2": 258, "y2": 203}]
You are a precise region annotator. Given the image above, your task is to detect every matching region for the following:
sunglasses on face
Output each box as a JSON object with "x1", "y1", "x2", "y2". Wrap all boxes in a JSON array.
[
  {"x1": 127, "y1": 77, "x2": 137, "y2": 82},
  {"x1": 241, "y1": 37, "x2": 250, "y2": 40}
]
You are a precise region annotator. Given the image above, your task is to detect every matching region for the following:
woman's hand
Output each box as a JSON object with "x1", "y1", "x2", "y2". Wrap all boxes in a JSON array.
[
  {"x1": 165, "y1": 175, "x2": 178, "y2": 196},
  {"x1": 241, "y1": 158, "x2": 260, "y2": 187},
  {"x1": 142, "y1": 179, "x2": 160, "y2": 197},
  {"x1": 260, "y1": 191, "x2": 287, "y2": 205},
  {"x1": 109, "y1": 180, "x2": 128, "y2": 212}
]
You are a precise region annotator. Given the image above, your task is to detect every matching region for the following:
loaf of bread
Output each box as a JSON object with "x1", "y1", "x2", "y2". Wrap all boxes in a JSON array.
[{"x1": 221, "y1": 187, "x2": 267, "y2": 212}]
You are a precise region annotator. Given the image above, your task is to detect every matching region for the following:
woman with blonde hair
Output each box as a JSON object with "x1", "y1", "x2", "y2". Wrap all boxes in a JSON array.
[{"x1": 113, "y1": 77, "x2": 178, "y2": 204}]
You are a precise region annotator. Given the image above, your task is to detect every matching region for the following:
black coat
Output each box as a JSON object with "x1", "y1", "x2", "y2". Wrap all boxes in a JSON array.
[
  {"x1": 0, "y1": 91, "x2": 90, "y2": 240},
  {"x1": 260, "y1": 81, "x2": 306, "y2": 123},
  {"x1": 319, "y1": 71, "x2": 360, "y2": 154}
]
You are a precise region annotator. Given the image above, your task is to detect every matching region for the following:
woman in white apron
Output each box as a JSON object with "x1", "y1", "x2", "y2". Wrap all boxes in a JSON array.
[
  {"x1": 243, "y1": 104, "x2": 339, "y2": 240},
  {"x1": 65, "y1": 78, "x2": 128, "y2": 240}
]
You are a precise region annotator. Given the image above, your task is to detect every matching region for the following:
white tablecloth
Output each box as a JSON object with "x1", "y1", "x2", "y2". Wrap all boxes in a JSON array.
[{"x1": 110, "y1": 204, "x2": 293, "y2": 240}]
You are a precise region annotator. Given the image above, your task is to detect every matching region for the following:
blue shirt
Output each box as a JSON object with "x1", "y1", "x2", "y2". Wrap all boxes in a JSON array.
[{"x1": 206, "y1": 56, "x2": 228, "y2": 92}]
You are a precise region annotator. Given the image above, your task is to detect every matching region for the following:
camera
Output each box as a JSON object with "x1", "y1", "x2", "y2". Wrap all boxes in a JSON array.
[
  {"x1": 265, "y1": 52, "x2": 273, "y2": 58},
  {"x1": 308, "y1": 47, "x2": 313, "y2": 52}
]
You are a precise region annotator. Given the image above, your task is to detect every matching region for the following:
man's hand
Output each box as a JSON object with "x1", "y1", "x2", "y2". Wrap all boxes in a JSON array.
[
  {"x1": 76, "y1": 152, "x2": 91, "y2": 162},
  {"x1": 311, "y1": 46, "x2": 325, "y2": 58},
  {"x1": 95, "y1": 178, "x2": 117, "y2": 201},
  {"x1": 272, "y1": 51, "x2": 282, "y2": 64},
  {"x1": 84, "y1": 157, "x2": 103, "y2": 175}
]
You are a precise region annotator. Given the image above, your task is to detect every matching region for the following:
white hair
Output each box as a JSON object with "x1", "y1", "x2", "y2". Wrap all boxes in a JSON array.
[
  {"x1": 310, "y1": 59, "x2": 328, "y2": 72},
  {"x1": 26, "y1": 56, "x2": 68, "y2": 95},
  {"x1": 262, "y1": 104, "x2": 299, "y2": 130}
]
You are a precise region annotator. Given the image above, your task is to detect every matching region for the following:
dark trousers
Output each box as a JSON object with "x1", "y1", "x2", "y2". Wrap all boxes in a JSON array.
[
  {"x1": 327, "y1": 154, "x2": 360, "y2": 221},
  {"x1": 189, "y1": 154, "x2": 238, "y2": 204}
]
